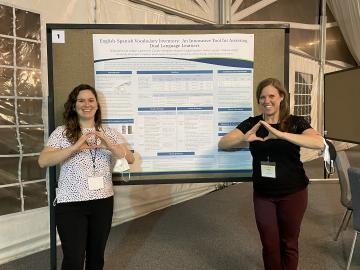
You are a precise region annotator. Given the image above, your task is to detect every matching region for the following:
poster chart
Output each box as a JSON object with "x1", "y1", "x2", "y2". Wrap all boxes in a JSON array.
[{"x1": 93, "y1": 33, "x2": 254, "y2": 173}]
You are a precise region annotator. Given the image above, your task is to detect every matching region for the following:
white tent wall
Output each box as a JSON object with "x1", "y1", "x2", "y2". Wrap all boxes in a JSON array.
[
  {"x1": 97, "y1": 0, "x2": 201, "y2": 24},
  {"x1": 111, "y1": 0, "x2": 219, "y2": 23},
  {"x1": 1, "y1": 0, "x2": 358, "y2": 265},
  {"x1": 0, "y1": 0, "x2": 218, "y2": 265}
]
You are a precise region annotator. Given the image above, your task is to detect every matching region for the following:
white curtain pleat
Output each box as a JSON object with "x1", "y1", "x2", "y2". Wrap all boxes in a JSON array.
[
  {"x1": 327, "y1": 0, "x2": 360, "y2": 65},
  {"x1": 133, "y1": 0, "x2": 217, "y2": 22},
  {"x1": 97, "y1": 0, "x2": 197, "y2": 23}
]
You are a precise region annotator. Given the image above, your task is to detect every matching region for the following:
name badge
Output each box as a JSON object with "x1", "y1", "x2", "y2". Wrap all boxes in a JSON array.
[
  {"x1": 260, "y1": 161, "x2": 276, "y2": 178},
  {"x1": 87, "y1": 176, "x2": 104, "y2": 190}
]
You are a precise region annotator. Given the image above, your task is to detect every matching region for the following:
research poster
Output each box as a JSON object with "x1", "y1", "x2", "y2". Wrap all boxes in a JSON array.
[{"x1": 93, "y1": 33, "x2": 254, "y2": 173}]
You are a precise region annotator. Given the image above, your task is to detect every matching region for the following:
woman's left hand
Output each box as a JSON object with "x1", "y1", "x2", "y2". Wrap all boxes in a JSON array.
[
  {"x1": 259, "y1": 120, "x2": 284, "y2": 141},
  {"x1": 93, "y1": 131, "x2": 115, "y2": 150},
  {"x1": 92, "y1": 131, "x2": 134, "y2": 162}
]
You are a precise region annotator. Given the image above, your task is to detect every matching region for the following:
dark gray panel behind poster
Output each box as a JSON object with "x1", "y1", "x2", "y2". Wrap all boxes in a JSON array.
[{"x1": 324, "y1": 67, "x2": 360, "y2": 144}]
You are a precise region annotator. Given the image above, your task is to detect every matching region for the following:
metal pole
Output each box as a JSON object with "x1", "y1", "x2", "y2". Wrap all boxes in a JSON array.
[
  {"x1": 49, "y1": 167, "x2": 57, "y2": 270},
  {"x1": 219, "y1": 0, "x2": 230, "y2": 24},
  {"x1": 319, "y1": 0, "x2": 327, "y2": 178},
  {"x1": 92, "y1": 0, "x2": 97, "y2": 24},
  {"x1": 318, "y1": 0, "x2": 327, "y2": 136}
]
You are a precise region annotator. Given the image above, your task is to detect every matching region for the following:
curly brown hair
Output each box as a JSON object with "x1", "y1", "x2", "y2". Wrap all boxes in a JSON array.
[
  {"x1": 63, "y1": 84, "x2": 102, "y2": 144},
  {"x1": 256, "y1": 78, "x2": 291, "y2": 131}
]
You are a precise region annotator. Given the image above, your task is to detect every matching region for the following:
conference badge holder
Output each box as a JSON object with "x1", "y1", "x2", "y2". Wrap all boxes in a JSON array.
[
  {"x1": 260, "y1": 161, "x2": 276, "y2": 178},
  {"x1": 88, "y1": 175, "x2": 105, "y2": 190}
]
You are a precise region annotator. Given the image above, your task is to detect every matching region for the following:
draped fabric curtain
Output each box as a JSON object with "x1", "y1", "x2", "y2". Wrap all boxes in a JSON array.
[
  {"x1": 97, "y1": 0, "x2": 196, "y2": 24},
  {"x1": 327, "y1": 0, "x2": 360, "y2": 65}
]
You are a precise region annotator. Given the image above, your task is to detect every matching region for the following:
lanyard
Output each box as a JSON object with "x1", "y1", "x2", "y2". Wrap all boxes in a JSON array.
[{"x1": 89, "y1": 148, "x2": 97, "y2": 173}]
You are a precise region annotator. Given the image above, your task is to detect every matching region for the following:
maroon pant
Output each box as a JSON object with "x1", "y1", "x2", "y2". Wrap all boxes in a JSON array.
[{"x1": 253, "y1": 188, "x2": 308, "y2": 270}]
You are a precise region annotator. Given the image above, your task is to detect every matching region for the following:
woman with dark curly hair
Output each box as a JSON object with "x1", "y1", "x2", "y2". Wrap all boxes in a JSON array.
[
  {"x1": 39, "y1": 84, "x2": 134, "y2": 270},
  {"x1": 219, "y1": 78, "x2": 324, "y2": 270}
]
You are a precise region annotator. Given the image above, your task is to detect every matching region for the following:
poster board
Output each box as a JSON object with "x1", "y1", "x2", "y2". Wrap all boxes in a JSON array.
[
  {"x1": 324, "y1": 67, "x2": 360, "y2": 144},
  {"x1": 47, "y1": 24, "x2": 289, "y2": 183}
]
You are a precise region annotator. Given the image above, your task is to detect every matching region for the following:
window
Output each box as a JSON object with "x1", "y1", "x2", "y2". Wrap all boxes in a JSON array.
[
  {"x1": 0, "y1": 4, "x2": 47, "y2": 215},
  {"x1": 294, "y1": 71, "x2": 313, "y2": 124}
]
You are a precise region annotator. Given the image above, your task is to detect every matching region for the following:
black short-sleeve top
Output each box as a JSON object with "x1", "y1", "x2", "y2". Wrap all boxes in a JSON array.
[{"x1": 236, "y1": 114, "x2": 312, "y2": 196}]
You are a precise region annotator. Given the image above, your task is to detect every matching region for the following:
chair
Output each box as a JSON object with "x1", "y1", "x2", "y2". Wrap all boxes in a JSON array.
[
  {"x1": 346, "y1": 167, "x2": 360, "y2": 270},
  {"x1": 334, "y1": 151, "x2": 353, "y2": 241}
]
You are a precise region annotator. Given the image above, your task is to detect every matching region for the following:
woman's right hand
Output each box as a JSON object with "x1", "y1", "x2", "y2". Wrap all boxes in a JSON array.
[
  {"x1": 38, "y1": 133, "x2": 97, "y2": 168},
  {"x1": 244, "y1": 122, "x2": 264, "y2": 142},
  {"x1": 219, "y1": 121, "x2": 263, "y2": 150}
]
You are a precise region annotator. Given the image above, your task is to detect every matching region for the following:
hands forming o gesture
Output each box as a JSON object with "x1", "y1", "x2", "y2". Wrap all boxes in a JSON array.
[
  {"x1": 244, "y1": 120, "x2": 284, "y2": 142},
  {"x1": 93, "y1": 131, "x2": 115, "y2": 151},
  {"x1": 73, "y1": 131, "x2": 115, "y2": 152},
  {"x1": 72, "y1": 133, "x2": 95, "y2": 152}
]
